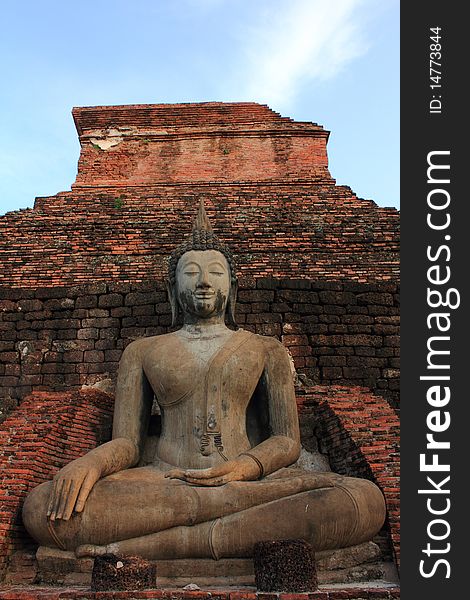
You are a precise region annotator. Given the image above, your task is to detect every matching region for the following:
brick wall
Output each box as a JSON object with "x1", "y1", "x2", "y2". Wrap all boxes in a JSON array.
[
  {"x1": 0, "y1": 278, "x2": 399, "y2": 423},
  {"x1": 0, "y1": 184, "x2": 399, "y2": 288},
  {"x1": 296, "y1": 387, "x2": 400, "y2": 569},
  {"x1": 72, "y1": 102, "x2": 330, "y2": 187},
  {"x1": 0, "y1": 389, "x2": 113, "y2": 581}
]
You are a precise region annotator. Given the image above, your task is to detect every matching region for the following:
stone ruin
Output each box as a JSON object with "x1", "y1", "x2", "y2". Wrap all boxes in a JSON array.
[{"x1": 0, "y1": 102, "x2": 400, "y2": 597}]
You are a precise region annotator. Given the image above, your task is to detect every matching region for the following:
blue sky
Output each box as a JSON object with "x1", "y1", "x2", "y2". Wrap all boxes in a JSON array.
[{"x1": 0, "y1": 0, "x2": 399, "y2": 216}]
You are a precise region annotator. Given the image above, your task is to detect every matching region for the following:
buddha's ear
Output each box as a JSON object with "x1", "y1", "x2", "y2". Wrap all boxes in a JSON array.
[
  {"x1": 166, "y1": 278, "x2": 179, "y2": 328},
  {"x1": 226, "y1": 278, "x2": 239, "y2": 329}
]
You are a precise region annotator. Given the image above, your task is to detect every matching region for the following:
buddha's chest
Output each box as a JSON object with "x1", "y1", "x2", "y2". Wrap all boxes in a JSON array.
[{"x1": 142, "y1": 331, "x2": 265, "y2": 410}]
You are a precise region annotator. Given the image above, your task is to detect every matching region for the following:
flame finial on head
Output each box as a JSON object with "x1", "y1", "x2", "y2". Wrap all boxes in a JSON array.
[
  {"x1": 193, "y1": 199, "x2": 213, "y2": 233},
  {"x1": 168, "y1": 200, "x2": 235, "y2": 285}
]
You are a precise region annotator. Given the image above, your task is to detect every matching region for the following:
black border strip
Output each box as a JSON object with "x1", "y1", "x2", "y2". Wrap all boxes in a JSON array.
[{"x1": 401, "y1": 3, "x2": 466, "y2": 597}]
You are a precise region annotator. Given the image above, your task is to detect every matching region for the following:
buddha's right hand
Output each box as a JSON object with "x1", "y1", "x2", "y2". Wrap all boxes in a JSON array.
[{"x1": 47, "y1": 458, "x2": 101, "y2": 521}]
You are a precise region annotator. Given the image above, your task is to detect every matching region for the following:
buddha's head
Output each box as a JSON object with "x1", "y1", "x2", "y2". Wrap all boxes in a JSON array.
[{"x1": 167, "y1": 201, "x2": 238, "y2": 327}]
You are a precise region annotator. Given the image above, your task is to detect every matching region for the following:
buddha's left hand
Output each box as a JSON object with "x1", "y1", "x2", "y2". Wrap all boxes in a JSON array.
[{"x1": 165, "y1": 456, "x2": 260, "y2": 486}]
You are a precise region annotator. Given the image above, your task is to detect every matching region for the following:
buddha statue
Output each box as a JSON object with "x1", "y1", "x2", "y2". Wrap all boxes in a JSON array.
[{"x1": 22, "y1": 202, "x2": 386, "y2": 561}]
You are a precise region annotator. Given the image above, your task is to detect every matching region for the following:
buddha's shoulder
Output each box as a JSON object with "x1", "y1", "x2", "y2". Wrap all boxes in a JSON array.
[
  {"x1": 121, "y1": 332, "x2": 180, "y2": 356},
  {"x1": 240, "y1": 330, "x2": 288, "y2": 354}
]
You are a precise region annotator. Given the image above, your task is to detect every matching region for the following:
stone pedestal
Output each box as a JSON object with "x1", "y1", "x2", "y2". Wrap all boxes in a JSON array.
[{"x1": 35, "y1": 542, "x2": 392, "y2": 588}]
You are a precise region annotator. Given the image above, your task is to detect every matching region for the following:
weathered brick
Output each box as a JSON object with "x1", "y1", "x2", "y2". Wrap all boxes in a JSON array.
[
  {"x1": 52, "y1": 340, "x2": 94, "y2": 352},
  {"x1": 347, "y1": 356, "x2": 385, "y2": 367},
  {"x1": 111, "y1": 306, "x2": 132, "y2": 317},
  {"x1": 319, "y1": 314, "x2": 340, "y2": 324},
  {"x1": 322, "y1": 366, "x2": 343, "y2": 378},
  {"x1": 120, "y1": 327, "x2": 144, "y2": 338},
  {"x1": 357, "y1": 292, "x2": 394, "y2": 306},
  {"x1": 282, "y1": 323, "x2": 306, "y2": 334},
  {"x1": 155, "y1": 302, "x2": 171, "y2": 315},
  {"x1": 81, "y1": 317, "x2": 119, "y2": 328},
  {"x1": 305, "y1": 324, "x2": 328, "y2": 335},
  {"x1": 77, "y1": 328, "x2": 99, "y2": 340},
  {"x1": 99, "y1": 328, "x2": 120, "y2": 340},
  {"x1": 319, "y1": 290, "x2": 356, "y2": 305},
  {"x1": 4, "y1": 364, "x2": 21, "y2": 376},
  {"x1": 3, "y1": 312, "x2": 24, "y2": 322},
  {"x1": 384, "y1": 335, "x2": 400, "y2": 347},
  {"x1": 158, "y1": 315, "x2": 172, "y2": 326},
  {"x1": 43, "y1": 298, "x2": 75, "y2": 311},
  {"x1": 282, "y1": 334, "x2": 309, "y2": 346},
  {"x1": 246, "y1": 313, "x2": 282, "y2": 324},
  {"x1": 238, "y1": 290, "x2": 275, "y2": 302},
  {"x1": 343, "y1": 366, "x2": 380, "y2": 379},
  {"x1": 125, "y1": 291, "x2": 161, "y2": 306},
  {"x1": 88, "y1": 308, "x2": 109, "y2": 318},
  {"x1": 310, "y1": 335, "x2": 344, "y2": 347},
  {"x1": 135, "y1": 316, "x2": 158, "y2": 328},
  {"x1": 279, "y1": 279, "x2": 311, "y2": 290},
  {"x1": 0, "y1": 352, "x2": 19, "y2": 362},
  {"x1": 98, "y1": 293, "x2": 123, "y2": 308},
  {"x1": 132, "y1": 304, "x2": 155, "y2": 316},
  {"x1": 328, "y1": 324, "x2": 348, "y2": 334},
  {"x1": 318, "y1": 356, "x2": 346, "y2": 367},
  {"x1": 373, "y1": 324, "x2": 399, "y2": 335},
  {"x1": 251, "y1": 302, "x2": 270, "y2": 313},
  {"x1": 289, "y1": 345, "x2": 312, "y2": 357},
  {"x1": 343, "y1": 334, "x2": 382, "y2": 348},
  {"x1": 255, "y1": 324, "x2": 281, "y2": 337},
  {"x1": 17, "y1": 299, "x2": 43, "y2": 312},
  {"x1": 63, "y1": 351, "x2": 83, "y2": 363},
  {"x1": 83, "y1": 350, "x2": 104, "y2": 362},
  {"x1": 75, "y1": 295, "x2": 98, "y2": 309},
  {"x1": 104, "y1": 349, "x2": 122, "y2": 362},
  {"x1": 94, "y1": 339, "x2": 118, "y2": 350},
  {"x1": 256, "y1": 277, "x2": 279, "y2": 289},
  {"x1": 0, "y1": 341, "x2": 15, "y2": 352},
  {"x1": 271, "y1": 302, "x2": 290, "y2": 312},
  {"x1": 355, "y1": 347, "x2": 377, "y2": 357}
]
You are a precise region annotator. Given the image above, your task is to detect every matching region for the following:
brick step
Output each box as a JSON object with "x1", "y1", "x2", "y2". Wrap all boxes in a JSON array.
[{"x1": 0, "y1": 586, "x2": 400, "y2": 600}]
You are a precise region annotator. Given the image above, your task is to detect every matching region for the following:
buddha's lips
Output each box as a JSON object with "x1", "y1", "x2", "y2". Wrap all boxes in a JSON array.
[{"x1": 194, "y1": 292, "x2": 215, "y2": 299}]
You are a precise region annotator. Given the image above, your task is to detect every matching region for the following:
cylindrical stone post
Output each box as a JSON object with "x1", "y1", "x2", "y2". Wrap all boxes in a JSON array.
[
  {"x1": 91, "y1": 553, "x2": 156, "y2": 591},
  {"x1": 253, "y1": 539, "x2": 318, "y2": 592}
]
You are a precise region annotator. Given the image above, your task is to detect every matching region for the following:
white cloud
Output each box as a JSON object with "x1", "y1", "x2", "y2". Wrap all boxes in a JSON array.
[{"x1": 234, "y1": 0, "x2": 371, "y2": 110}]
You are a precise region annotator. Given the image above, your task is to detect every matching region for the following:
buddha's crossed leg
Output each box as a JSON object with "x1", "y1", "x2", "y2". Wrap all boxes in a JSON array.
[{"x1": 22, "y1": 466, "x2": 385, "y2": 558}]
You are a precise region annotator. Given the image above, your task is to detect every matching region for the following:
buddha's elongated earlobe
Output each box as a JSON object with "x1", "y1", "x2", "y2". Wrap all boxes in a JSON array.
[
  {"x1": 226, "y1": 278, "x2": 239, "y2": 329},
  {"x1": 166, "y1": 278, "x2": 180, "y2": 327}
]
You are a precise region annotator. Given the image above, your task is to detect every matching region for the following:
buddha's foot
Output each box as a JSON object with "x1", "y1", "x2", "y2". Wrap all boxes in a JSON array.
[{"x1": 76, "y1": 543, "x2": 110, "y2": 558}]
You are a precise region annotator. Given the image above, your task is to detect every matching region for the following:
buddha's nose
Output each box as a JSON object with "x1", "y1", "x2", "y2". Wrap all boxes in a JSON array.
[{"x1": 197, "y1": 268, "x2": 211, "y2": 288}]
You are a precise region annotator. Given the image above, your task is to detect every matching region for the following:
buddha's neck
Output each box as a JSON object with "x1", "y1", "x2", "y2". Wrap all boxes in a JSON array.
[{"x1": 179, "y1": 322, "x2": 231, "y2": 339}]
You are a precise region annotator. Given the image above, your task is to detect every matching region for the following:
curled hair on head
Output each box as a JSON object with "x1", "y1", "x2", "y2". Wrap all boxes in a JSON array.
[{"x1": 166, "y1": 200, "x2": 238, "y2": 329}]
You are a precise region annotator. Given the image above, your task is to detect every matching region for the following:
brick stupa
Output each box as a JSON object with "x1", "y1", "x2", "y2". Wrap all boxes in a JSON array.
[
  {"x1": 0, "y1": 104, "x2": 400, "y2": 592},
  {"x1": 0, "y1": 102, "x2": 399, "y2": 287}
]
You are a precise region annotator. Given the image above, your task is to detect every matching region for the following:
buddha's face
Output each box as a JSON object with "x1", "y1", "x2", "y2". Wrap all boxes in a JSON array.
[{"x1": 176, "y1": 250, "x2": 231, "y2": 320}]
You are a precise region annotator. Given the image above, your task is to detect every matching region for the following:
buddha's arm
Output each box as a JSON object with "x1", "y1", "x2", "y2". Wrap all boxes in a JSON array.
[
  {"x1": 112, "y1": 339, "x2": 154, "y2": 456},
  {"x1": 47, "y1": 340, "x2": 151, "y2": 520},
  {"x1": 239, "y1": 336, "x2": 301, "y2": 477}
]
